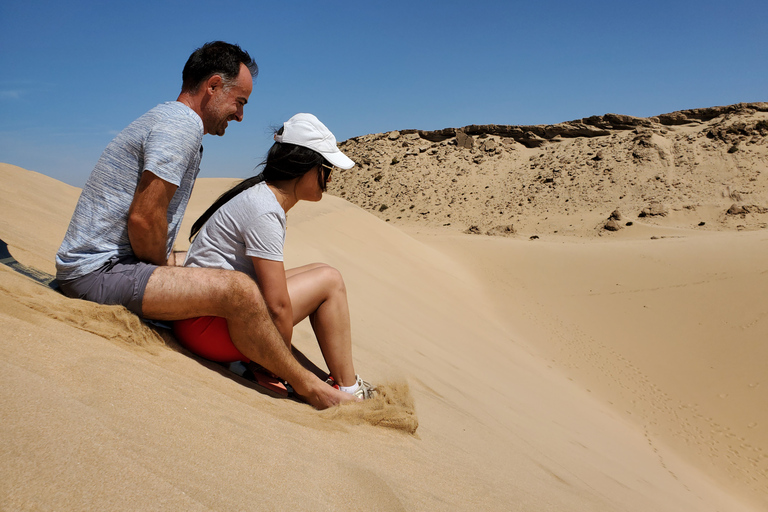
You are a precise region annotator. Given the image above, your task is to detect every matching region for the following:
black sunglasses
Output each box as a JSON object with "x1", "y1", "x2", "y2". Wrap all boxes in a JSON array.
[{"x1": 320, "y1": 163, "x2": 334, "y2": 181}]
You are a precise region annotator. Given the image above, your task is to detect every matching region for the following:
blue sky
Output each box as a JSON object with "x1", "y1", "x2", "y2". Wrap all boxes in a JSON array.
[{"x1": 1, "y1": 0, "x2": 765, "y2": 187}]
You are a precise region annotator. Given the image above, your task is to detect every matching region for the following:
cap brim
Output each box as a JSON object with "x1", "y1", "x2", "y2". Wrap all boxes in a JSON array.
[{"x1": 325, "y1": 150, "x2": 355, "y2": 170}]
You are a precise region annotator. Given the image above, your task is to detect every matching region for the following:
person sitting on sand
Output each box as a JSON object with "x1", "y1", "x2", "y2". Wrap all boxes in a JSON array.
[
  {"x1": 55, "y1": 42, "x2": 354, "y2": 409},
  {"x1": 174, "y1": 113, "x2": 375, "y2": 400}
]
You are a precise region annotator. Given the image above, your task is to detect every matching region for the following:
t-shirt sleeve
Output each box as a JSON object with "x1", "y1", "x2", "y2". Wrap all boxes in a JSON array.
[
  {"x1": 143, "y1": 115, "x2": 201, "y2": 186},
  {"x1": 240, "y1": 211, "x2": 285, "y2": 261}
]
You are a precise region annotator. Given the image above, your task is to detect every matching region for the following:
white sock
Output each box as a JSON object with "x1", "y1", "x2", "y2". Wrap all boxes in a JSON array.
[{"x1": 339, "y1": 380, "x2": 360, "y2": 394}]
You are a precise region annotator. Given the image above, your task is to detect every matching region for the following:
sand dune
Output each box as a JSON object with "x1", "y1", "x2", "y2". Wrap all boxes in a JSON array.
[{"x1": 1, "y1": 145, "x2": 766, "y2": 511}]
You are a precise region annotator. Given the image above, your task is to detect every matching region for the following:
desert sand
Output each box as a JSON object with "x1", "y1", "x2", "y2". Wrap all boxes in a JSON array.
[{"x1": 1, "y1": 103, "x2": 766, "y2": 511}]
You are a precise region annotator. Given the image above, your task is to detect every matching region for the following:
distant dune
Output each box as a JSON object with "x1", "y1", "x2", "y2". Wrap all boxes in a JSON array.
[
  {"x1": 1, "y1": 103, "x2": 767, "y2": 511},
  {"x1": 330, "y1": 102, "x2": 768, "y2": 238}
]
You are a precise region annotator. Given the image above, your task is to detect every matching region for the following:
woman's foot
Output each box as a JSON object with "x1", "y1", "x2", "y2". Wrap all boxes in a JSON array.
[{"x1": 326, "y1": 374, "x2": 377, "y2": 399}]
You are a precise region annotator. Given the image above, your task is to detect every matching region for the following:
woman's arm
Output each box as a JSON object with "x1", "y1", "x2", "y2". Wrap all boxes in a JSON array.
[{"x1": 251, "y1": 257, "x2": 293, "y2": 347}]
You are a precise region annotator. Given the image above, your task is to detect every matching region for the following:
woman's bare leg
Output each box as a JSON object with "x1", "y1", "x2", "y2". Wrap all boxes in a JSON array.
[{"x1": 286, "y1": 263, "x2": 357, "y2": 387}]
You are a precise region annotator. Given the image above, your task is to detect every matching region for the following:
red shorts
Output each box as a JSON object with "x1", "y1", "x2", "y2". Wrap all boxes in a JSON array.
[{"x1": 173, "y1": 316, "x2": 250, "y2": 363}]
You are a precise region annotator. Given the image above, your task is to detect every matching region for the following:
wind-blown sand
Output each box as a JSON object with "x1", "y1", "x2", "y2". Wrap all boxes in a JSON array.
[{"x1": 1, "y1": 104, "x2": 767, "y2": 511}]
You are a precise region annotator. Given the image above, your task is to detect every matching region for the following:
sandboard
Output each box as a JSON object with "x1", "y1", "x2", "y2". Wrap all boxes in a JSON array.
[
  {"x1": 229, "y1": 361, "x2": 294, "y2": 397},
  {"x1": 0, "y1": 238, "x2": 59, "y2": 291},
  {"x1": 0, "y1": 238, "x2": 294, "y2": 397}
]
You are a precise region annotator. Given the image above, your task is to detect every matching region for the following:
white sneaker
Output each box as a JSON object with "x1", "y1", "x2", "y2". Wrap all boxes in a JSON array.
[
  {"x1": 351, "y1": 375, "x2": 376, "y2": 400},
  {"x1": 326, "y1": 374, "x2": 376, "y2": 399}
]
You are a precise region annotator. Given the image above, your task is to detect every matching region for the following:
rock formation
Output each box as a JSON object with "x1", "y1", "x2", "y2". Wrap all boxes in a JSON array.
[{"x1": 329, "y1": 103, "x2": 768, "y2": 237}]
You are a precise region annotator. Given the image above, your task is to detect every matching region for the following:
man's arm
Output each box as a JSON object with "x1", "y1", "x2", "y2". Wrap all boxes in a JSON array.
[{"x1": 127, "y1": 171, "x2": 178, "y2": 265}]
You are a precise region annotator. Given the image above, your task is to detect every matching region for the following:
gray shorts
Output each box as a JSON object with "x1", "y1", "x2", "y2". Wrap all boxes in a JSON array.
[{"x1": 58, "y1": 255, "x2": 158, "y2": 317}]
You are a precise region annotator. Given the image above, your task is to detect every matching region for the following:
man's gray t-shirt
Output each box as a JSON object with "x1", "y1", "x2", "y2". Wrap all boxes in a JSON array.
[
  {"x1": 56, "y1": 102, "x2": 204, "y2": 280},
  {"x1": 184, "y1": 181, "x2": 286, "y2": 281}
]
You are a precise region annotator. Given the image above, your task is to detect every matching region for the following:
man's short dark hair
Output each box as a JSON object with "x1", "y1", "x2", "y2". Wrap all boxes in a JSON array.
[{"x1": 181, "y1": 41, "x2": 258, "y2": 93}]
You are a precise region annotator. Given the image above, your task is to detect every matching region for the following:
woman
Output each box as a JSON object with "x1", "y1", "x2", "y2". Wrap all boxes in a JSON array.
[{"x1": 174, "y1": 113, "x2": 374, "y2": 399}]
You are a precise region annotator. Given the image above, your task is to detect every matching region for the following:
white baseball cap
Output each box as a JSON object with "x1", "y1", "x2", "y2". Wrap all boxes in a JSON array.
[{"x1": 274, "y1": 113, "x2": 355, "y2": 170}]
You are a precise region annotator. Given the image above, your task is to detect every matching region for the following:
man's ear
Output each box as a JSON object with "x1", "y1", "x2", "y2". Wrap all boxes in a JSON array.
[{"x1": 206, "y1": 74, "x2": 223, "y2": 94}]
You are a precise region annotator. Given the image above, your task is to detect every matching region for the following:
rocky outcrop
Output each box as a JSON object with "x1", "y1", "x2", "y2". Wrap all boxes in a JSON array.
[
  {"x1": 412, "y1": 103, "x2": 768, "y2": 148},
  {"x1": 332, "y1": 103, "x2": 768, "y2": 236},
  {"x1": 417, "y1": 123, "x2": 611, "y2": 148},
  {"x1": 655, "y1": 102, "x2": 768, "y2": 125}
]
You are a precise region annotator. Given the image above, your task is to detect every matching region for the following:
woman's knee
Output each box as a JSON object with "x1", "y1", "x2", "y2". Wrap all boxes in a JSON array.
[{"x1": 318, "y1": 265, "x2": 346, "y2": 293}]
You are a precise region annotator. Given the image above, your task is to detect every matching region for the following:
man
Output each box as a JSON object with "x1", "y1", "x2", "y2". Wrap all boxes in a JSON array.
[{"x1": 56, "y1": 41, "x2": 354, "y2": 409}]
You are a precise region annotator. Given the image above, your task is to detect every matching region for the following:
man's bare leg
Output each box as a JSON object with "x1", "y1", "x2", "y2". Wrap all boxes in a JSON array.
[{"x1": 140, "y1": 266, "x2": 357, "y2": 409}]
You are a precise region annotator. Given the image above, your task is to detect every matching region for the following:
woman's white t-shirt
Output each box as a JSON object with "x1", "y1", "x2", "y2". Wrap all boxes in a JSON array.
[{"x1": 184, "y1": 181, "x2": 286, "y2": 281}]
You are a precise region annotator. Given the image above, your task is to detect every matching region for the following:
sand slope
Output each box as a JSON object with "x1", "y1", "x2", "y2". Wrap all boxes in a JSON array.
[
  {"x1": 1, "y1": 162, "x2": 765, "y2": 510},
  {"x1": 414, "y1": 227, "x2": 768, "y2": 508}
]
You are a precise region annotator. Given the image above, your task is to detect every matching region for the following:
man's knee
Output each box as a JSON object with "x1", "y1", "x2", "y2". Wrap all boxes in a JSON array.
[{"x1": 218, "y1": 270, "x2": 267, "y2": 310}]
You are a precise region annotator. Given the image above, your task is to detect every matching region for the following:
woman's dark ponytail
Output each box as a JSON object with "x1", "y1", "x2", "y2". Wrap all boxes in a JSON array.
[{"x1": 189, "y1": 174, "x2": 265, "y2": 241}]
